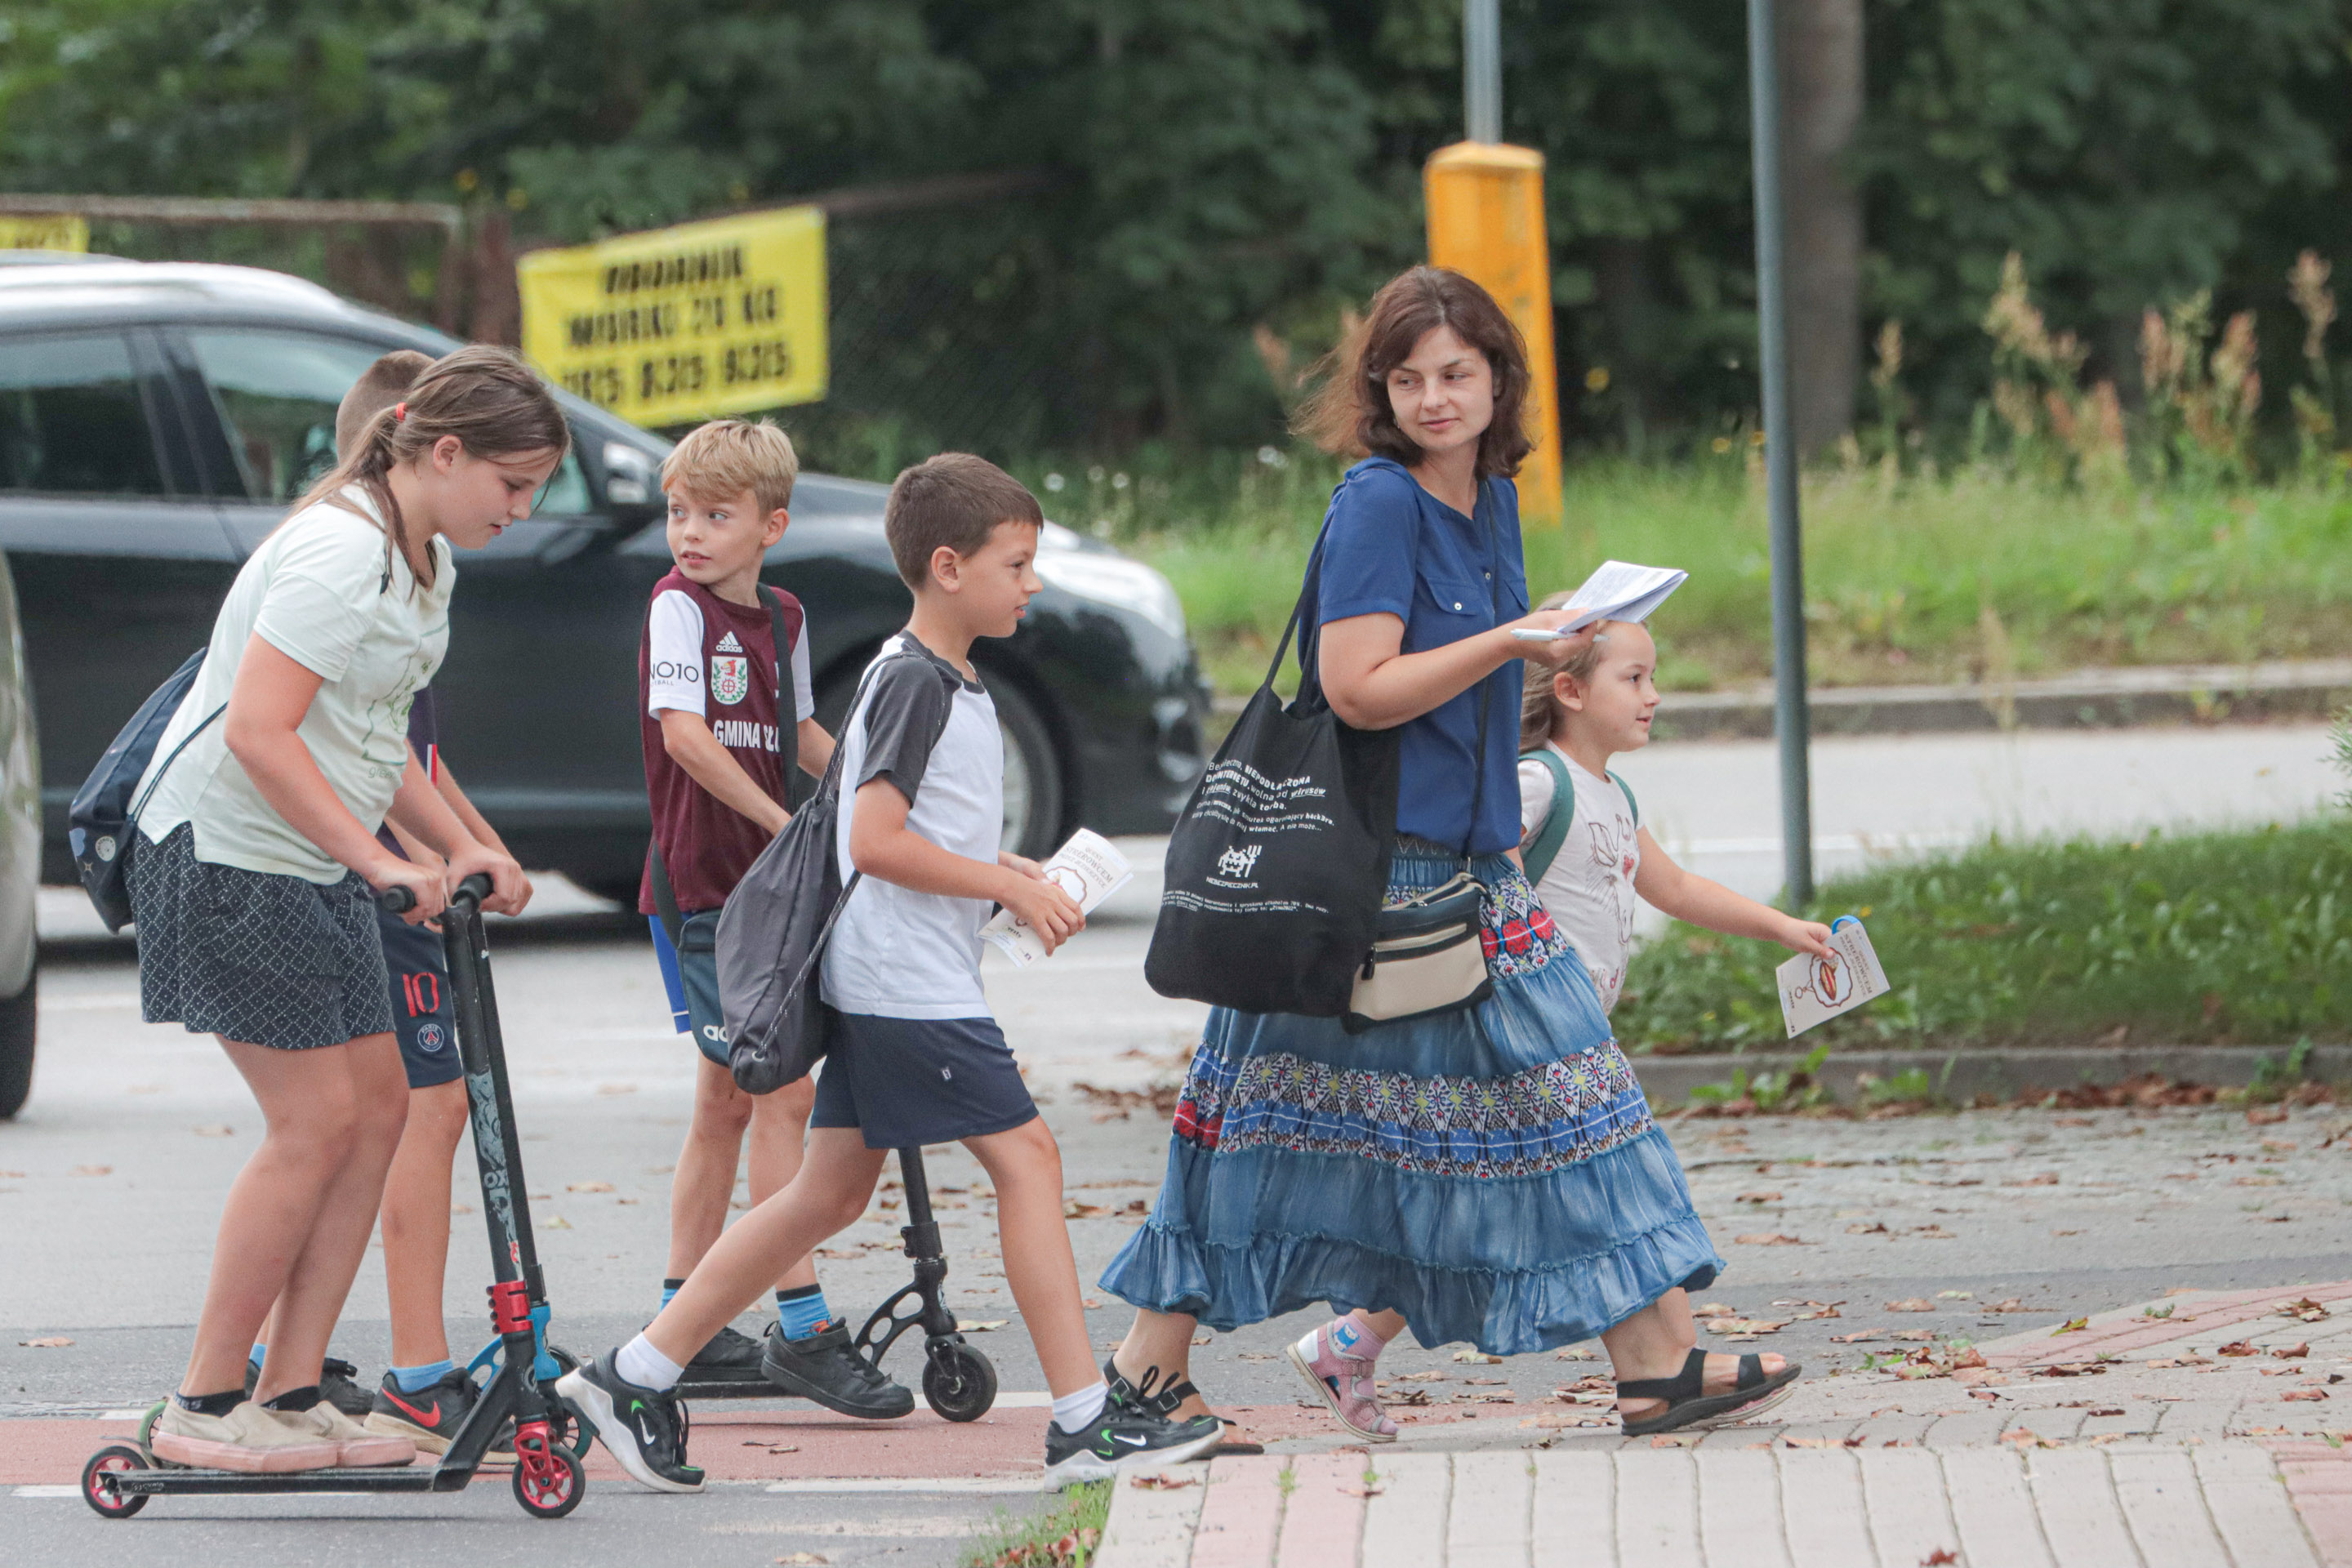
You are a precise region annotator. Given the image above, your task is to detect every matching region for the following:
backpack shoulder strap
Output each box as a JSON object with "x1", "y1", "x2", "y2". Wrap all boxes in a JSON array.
[
  {"x1": 763, "y1": 586, "x2": 798, "y2": 711},
  {"x1": 1606, "y1": 768, "x2": 1641, "y2": 828},
  {"x1": 1520, "y1": 746, "x2": 1575, "y2": 883}
]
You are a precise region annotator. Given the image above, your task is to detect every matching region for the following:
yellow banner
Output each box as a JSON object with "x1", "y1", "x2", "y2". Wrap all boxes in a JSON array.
[
  {"x1": 0, "y1": 215, "x2": 90, "y2": 253},
  {"x1": 519, "y1": 206, "x2": 827, "y2": 426}
]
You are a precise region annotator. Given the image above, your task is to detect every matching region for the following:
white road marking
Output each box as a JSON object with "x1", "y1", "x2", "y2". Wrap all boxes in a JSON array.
[
  {"x1": 763, "y1": 1477, "x2": 1046, "y2": 1494},
  {"x1": 13, "y1": 1486, "x2": 80, "y2": 1499}
]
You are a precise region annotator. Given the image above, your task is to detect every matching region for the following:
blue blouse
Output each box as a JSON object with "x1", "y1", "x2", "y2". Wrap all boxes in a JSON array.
[{"x1": 1312, "y1": 457, "x2": 1529, "y2": 855}]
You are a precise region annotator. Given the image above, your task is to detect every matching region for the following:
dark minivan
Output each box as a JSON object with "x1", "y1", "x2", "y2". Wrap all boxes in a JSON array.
[{"x1": 0, "y1": 259, "x2": 1211, "y2": 904}]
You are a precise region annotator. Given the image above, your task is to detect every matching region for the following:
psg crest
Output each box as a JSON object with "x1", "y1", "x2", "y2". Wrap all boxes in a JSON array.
[{"x1": 710, "y1": 654, "x2": 750, "y2": 706}]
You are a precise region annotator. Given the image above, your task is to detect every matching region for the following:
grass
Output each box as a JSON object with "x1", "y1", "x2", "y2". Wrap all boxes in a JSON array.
[
  {"x1": 1097, "y1": 450, "x2": 2352, "y2": 699},
  {"x1": 1612, "y1": 819, "x2": 2352, "y2": 1054},
  {"x1": 962, "y1": 1481, "x2": 1112, "y2": 1568}
]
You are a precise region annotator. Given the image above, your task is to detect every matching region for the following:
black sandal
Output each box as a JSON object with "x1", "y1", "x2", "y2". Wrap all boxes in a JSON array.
[
  {"x1": 1615, "y1": 1348, "x2": 1800, "y2": 1437},
  {"x1": 1105, "y1": 1359, "x2": 1267, "y2": 1456}
]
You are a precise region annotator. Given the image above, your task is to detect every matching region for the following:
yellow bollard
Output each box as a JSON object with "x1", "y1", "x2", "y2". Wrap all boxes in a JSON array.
[{"x1": 1424, "y1": 142, "x2": 1562, "y2": 527}]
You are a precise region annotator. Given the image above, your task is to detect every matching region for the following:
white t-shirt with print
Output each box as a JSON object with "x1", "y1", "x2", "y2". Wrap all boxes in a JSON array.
[
  {"x1": 644, "y1": 588, "x2": 815, "y2": 725},
  {"x1": 821, "y1": 634, "x2": 1005, "y2": 1021},
  {"x1": 1517, "y1": 742, "x2": 1642, "y2": 1013},
  {"x1": 136, "y1": 488, "x2": 453, "y2": 884}
]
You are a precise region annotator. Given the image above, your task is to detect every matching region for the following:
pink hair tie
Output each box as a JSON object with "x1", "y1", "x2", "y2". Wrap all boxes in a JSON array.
[{"x1": 393, "y1": 402, "x2": 408, "y2": 421}]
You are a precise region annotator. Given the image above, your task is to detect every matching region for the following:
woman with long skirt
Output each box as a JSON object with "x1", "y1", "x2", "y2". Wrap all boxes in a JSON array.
[{"x1": 1099, "y1": 266, "x2": 1799, "y2": 1445}]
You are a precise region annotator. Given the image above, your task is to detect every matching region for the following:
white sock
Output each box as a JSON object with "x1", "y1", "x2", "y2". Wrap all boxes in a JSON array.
[
  {"x1": 614, "y1": 1333, "x2": 684, "y2": 1393},
  {"x1": 1050, "y1": 1379, "x2": 1109, "y2": 1435}
]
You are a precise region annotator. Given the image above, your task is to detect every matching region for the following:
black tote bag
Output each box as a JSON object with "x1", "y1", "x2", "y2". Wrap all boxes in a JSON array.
[{"x1": 1144, "y1": 537, "x2": 1398, "y2": 1018}]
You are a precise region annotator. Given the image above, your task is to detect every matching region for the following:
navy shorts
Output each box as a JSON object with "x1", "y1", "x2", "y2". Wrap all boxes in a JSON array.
[
  {"x1": 810, "y1": 1010, "x2": 1038, "y2": 1151},
  {"x1": 377, "y1": 910, "x2": 461, "y2": 1089},
  {"x1": 650, "y1": 911, "x2": 728, "y2": 1067}
]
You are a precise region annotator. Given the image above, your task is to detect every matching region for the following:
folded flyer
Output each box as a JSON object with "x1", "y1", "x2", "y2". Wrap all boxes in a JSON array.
[
  {"x1": 1775, "y1": 917, "x2": 1891, "y2": 1037},
  {"x1": 980, "y1": 828, "x2": 1133, "y2": 966},
  {"x1": 1519, "y1": 560, "x2": 1689, "y2": 637}
]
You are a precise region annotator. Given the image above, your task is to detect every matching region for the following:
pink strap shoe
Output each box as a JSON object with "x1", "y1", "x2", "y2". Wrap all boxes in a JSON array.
[{"x1": 1285, "y1": 1319, "x2": 1399, "y2": 1443}]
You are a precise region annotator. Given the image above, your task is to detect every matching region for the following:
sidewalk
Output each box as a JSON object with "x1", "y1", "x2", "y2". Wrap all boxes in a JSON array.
[{"x1": 1096, "y1": 1281, "x2": 2352, "y2": 1567}]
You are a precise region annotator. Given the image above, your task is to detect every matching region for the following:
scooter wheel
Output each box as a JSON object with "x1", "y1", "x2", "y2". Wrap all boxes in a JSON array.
[
  {"x1": 922, "y1": 1343, "x2": 998, "y2": 1423},
  {"x1": 511, "y1": 1438, "x2": 586, "y2": 1519},
  {"x1": 82, "y1": 1444, "x2": 150, "y2": 1519}
]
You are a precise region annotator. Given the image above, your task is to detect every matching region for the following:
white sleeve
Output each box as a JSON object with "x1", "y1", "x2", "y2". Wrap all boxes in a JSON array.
[
  {"x1": 253, "y1": 511, "x2": 387, "y2": 681},
  {"x1": 646, "y1": 590, "x2": 706, "y2": 717},
  {"x1": 789, "y1": 617, "x2": 815, "y2": 723},
  {"x1": 1517, "y1": 757, "x2": 1556, "y2": 847}
]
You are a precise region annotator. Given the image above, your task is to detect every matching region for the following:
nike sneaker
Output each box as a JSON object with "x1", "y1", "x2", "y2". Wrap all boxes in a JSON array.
[
  {"x1": 1041, "y1": 1385, "x2": 1222, "y2": 1486},
  {"x1": 243, "y1": 1356, "x2": 374, "y2": 1419},
  {"x1": 555, "y1": 1351, "x2": 703, "y2": 1494},
  {"x1": 364, "y1": 1369, "x2": 516, "y2": 1461},
  {"x1": 674, "y1": 1323, "x2": 764, "y2": 1382},
  {"x1": 759, "y1": 1321, "x2": 915, "y2": 1419}
]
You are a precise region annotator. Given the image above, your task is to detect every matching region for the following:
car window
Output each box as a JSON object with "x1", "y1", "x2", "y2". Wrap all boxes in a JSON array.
[
  {"x1": 183, "y1": 330, "x2": 390, "y2": 502},
  {"x1": 0, "y1": 332, "x2": 167, "y2": 495},
  {"x1": 533, "y1": 443, "x2": 590, "y2": 517}
]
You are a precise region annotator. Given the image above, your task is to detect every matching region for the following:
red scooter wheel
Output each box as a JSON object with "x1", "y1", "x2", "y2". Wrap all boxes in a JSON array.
[
  {"x1": 82, "y1": 1444, "x2": 149, "y2": 1519},
  {"x1": 511, "y1": 1425, "x2": 586, "y2": 1518}
]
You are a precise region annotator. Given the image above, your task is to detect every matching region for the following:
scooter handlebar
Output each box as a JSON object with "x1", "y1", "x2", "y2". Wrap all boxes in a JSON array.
[{"x1": 376, "y1": 872, "x2": 495, "y2": 915}]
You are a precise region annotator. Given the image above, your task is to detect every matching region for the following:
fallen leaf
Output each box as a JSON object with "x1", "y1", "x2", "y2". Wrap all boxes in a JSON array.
[
  {"x1": 1192, "y1": 1335, "x2": 1213, "y2": 1347},
  {"x1": 566, "y1": 1180, "x2": 615, "y2": 1193},
  {"x1": 1984, "y1": 1298, "x2": 2028, "y2": 1313},
  {"x1": 2087, "y1": 1408, "x2": 2124, "y2": 1418},
  {"x1": 1129, "y1": 1474, "x2": 1197, "y2": 1490},
  {"x1": 1846, "y1": 1221, "x2": 1891, "y2": 1236},
  {"x1": 741, "y1": 1441, "x2": 800, "y2": 1453},
  {"x1": 1794, "y1": 1304, "x2": 1843, "y2": 1321},
  {"x1": 2051, "y1": 1317, "x2": 2089, "y2": 1334},
  {"x1": 1912, "y1": 1226, "x2": 1957, "y2": 1239},
  {"x1": 1395, "y1": 1370, "x2": 1448, "y2": 1383},
  {"x1": 2262, "y1": 1140, "x2": 2298, "y2": 1154},
  {"x1": 1453, "y1": 1349, "x2": 1503, "y2": 1364},
  {"x1": 1553, "y1": 1347, "x2": 1597, "y2": 1361},
  {"x1": 2002, "y1": 1173, "x2": 2059, "y2": 1187},
  {"x1": 1080, "y1": 1298, "x2": 1102, "y2": 1309},
  {"x1": 960, "y1": 1320, "x2": 1010, "y2": 1332},
  {"x1": 2218, "y1": 1342, "x2": 2261, "y2": 1356},
  {"x1": 777, "y1": 1555, "x2": 829, "y2": 1566},
  {"x1": 2279, "y1": 1298, "x2": 2333, "y2": 1322},
  {"x1": 1831, "y1": 1330, "x2": 1881, "y2": 1343},
  {"x1": 1736, "y1": 1191, "x2": 1784, "y2": 1204},
  {"x1": 192, "y1": 1125, "x2": 234, "y2": 1138},
  {"x1": 1706, "y1": 1319, "x2": 1788, "y2": 1336},
  {"x1": 1462, "y1": 1376, "x2": 1508, "y2": 1385},
  {"x1": 19, "y1": 1336, "x2": 72, "y2": 1348},
  {"x1": 2283, "y1": 1390, "x2": 2331, "y2": 1403},
  {"x1": 1887, "y1": 1298, "x2": 1936, "y2": 1312},
  {"x1": 1891, "y1": 1330, "x2": 1937, "y2": 1342},
  {"x1": 1337, "y1": 1483, "x2": 1384, "y2": 1498},
  {"x1": 1936, "y1": 1290, "x2": 1973, "y2": 1300},
  {"x1": 2055, "y1": 1116, "x2": 2095, "y2": 1127},
  {"x1": 1781, "y1": 1436, "x2": 1862, "y2": 1449},
  {"x1": 1693, "y1": 1303, "x2": 1741, "y2": 1319},
  {"x1": 2246, "y1": 1106, "x2": 2290, "y2": 1125},
  {"x1": 1922, "y1": 1549, "x2": 1959, "y2": 1566},
  {"x1": 1063, "y1": 1200, "x2": 1108, "y2": 1219},
  {"x1": 1649, "y1": 1433, "x2": 1698, "y2": 1448},
  {"x1": 541, "y1": 1215, "x2": 571, "y2": 1230},
  {"x1": 72, "y1": 1165, "x2": 111, "y2": 1177},
  {"x1": 1734, "y1": 1233, "x2": 1806, "y2": 1246},
  {"x1": 2276, "y1": 1344, "x2": 2312, "y2": 1360}
]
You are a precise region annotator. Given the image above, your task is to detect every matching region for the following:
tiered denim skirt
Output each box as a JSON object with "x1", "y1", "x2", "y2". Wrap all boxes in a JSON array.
[{"x1": 1101, "y1": 839, "x2": 1723, "y2": 1356}]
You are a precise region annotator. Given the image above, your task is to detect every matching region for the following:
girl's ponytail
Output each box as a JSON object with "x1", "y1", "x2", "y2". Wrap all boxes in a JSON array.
[{"x1": 291, "y1": 345, "x2": 569, "y2": 588}]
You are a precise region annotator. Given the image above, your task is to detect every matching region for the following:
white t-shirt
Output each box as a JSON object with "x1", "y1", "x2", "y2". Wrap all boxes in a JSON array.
[
  {"x1": 821, "y1": 634, "x2": 1004, "y2": 1020},
  {"x1": 644, "y1": 586, "x2": 814, "y2": 725},
  {"x1": 136, "y1": 488, "x2": 453, "y2": 884},
  {"x1": 1517, "y1": 742, "x2": 1641, "y2": 1013}
]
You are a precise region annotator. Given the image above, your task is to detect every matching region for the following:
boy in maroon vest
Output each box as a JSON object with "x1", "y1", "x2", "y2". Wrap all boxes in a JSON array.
[{"x1": 637, "y1": 419, "x2": 909, "y2": 1417}]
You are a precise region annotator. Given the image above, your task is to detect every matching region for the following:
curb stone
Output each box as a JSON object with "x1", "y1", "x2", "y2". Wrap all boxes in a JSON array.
[{"x1": 1628, "y1": 1043, "x2": 2352, "y2": 1108}]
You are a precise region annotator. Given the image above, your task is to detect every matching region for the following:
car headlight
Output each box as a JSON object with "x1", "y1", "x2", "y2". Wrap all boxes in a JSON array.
[{"x1": 1033, "y1": 549, "x2": 1188, "y2": 642}]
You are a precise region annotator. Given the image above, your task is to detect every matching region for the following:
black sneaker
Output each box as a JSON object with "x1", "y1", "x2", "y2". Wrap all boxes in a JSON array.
[
  {"x1": 683, "y1": 1323, "x2": 764, "y2": 1374},
  {"x1": 364, "y1": 1369, "x2": 516, "y2": 1462},
  {"x1": 1043, "y1": 1384, "x2": 1223, "y2": 1486},
  {"x1": 760, "y1": 1321, "x2": 915, "y2": 1419},
  {"x1": 1103, "y1": 1356, "x2": 1263, "y2": 1455},
  {"x1": 555, "y1": 1352, "x2": 703, "y2": 1494},
  {"x1": 243, "y1": 1356, "x2": 374, "y2": 1419}
]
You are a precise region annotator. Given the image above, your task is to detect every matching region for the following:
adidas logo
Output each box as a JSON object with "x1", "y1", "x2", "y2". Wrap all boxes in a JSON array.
[{"x1": 716, "y1": 631, "x2": 743, "y2": 653}]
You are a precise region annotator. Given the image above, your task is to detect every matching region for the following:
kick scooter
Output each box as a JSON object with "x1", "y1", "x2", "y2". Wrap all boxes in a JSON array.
[
  {"x1": 670, "y1": 1143, "x2": 999, "y2": 1423},
  {"x1": 82, "y1": 875, "x2": 591, "y2": 1521}
]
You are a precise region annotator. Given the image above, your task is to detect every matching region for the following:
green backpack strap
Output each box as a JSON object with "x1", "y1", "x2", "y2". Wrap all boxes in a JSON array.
[
  {"x1": 1606, "y1": 768, "x2": 1640, "y2": 828},
  {"x1": 1520, "y1": 746, "x2": 1575, "y2": 882}
]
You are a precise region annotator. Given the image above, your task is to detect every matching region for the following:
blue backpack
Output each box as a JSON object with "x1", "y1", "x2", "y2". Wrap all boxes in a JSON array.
[{"x1": 69, "y1": 649, "x2": 224, "y2": 932}]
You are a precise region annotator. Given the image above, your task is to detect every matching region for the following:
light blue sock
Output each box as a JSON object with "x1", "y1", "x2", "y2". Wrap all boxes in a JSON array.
[
  {"x1": 391, "y1": 1359, "x2": 456, "y2": 1395},
  {"x1": 662, "y1": 1277, "x2": 684, "y2": 1312},
  {"x1": 248, "y1": 1342, "x2": 267, "y2": 1370},
  {"x1": 777, "y1": 1285, "x2": 831, "y2": 1340}
]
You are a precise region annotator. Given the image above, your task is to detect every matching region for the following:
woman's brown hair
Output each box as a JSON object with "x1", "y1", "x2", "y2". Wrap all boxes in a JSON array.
[
  {"x1": 292, "y1": 344, "x2": 569, "y2": 588},
  {"x1": 1295, "y1": 266, "x2": 1535, "y2": 481}
]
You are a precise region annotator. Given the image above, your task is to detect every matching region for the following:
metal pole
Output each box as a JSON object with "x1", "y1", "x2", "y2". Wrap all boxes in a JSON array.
[
  {"x1": 1463, "y1": 0, "x2": 1502, "y2": 143},
  {"x1": 1746, "y1": 0, "x2": 1815, "y2": 907}
]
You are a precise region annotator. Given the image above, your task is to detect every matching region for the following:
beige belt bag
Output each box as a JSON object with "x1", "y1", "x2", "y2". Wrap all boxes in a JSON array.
[{"x1": 1343, "y1": 871, "x2": 1494, "y2": 1033}]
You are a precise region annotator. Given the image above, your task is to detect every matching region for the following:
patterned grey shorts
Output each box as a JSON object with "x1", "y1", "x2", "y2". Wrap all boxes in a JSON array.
[{"x1": 129, "y1": 822, "x2": 395, "y2": 1051}]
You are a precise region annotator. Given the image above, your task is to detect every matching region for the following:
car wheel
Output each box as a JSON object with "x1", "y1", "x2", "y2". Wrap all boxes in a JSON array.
[
  {"x1": 0, "y1": 969, "x2": 34, "y2": 1120},
  {"x1": 815, "y1": 665, "x2": 1064, "y2": 862}
]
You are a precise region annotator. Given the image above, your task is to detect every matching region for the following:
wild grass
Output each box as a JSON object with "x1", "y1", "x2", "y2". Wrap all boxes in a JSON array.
[
  {"x1": 1611, "y1": 820, "x2": 2352, "y2": 1054},
  {"x1": 961, "y1": 1480, "x2": 1112, "y2": 1568},
  {"x1": 1103, "y1": 451, "x2": 2352, "y2": 700}
]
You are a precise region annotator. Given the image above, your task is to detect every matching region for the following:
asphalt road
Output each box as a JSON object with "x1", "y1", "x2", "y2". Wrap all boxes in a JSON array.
[{"x1": 5, "y1": 720, "x2": 2347, "y2": 1561}]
